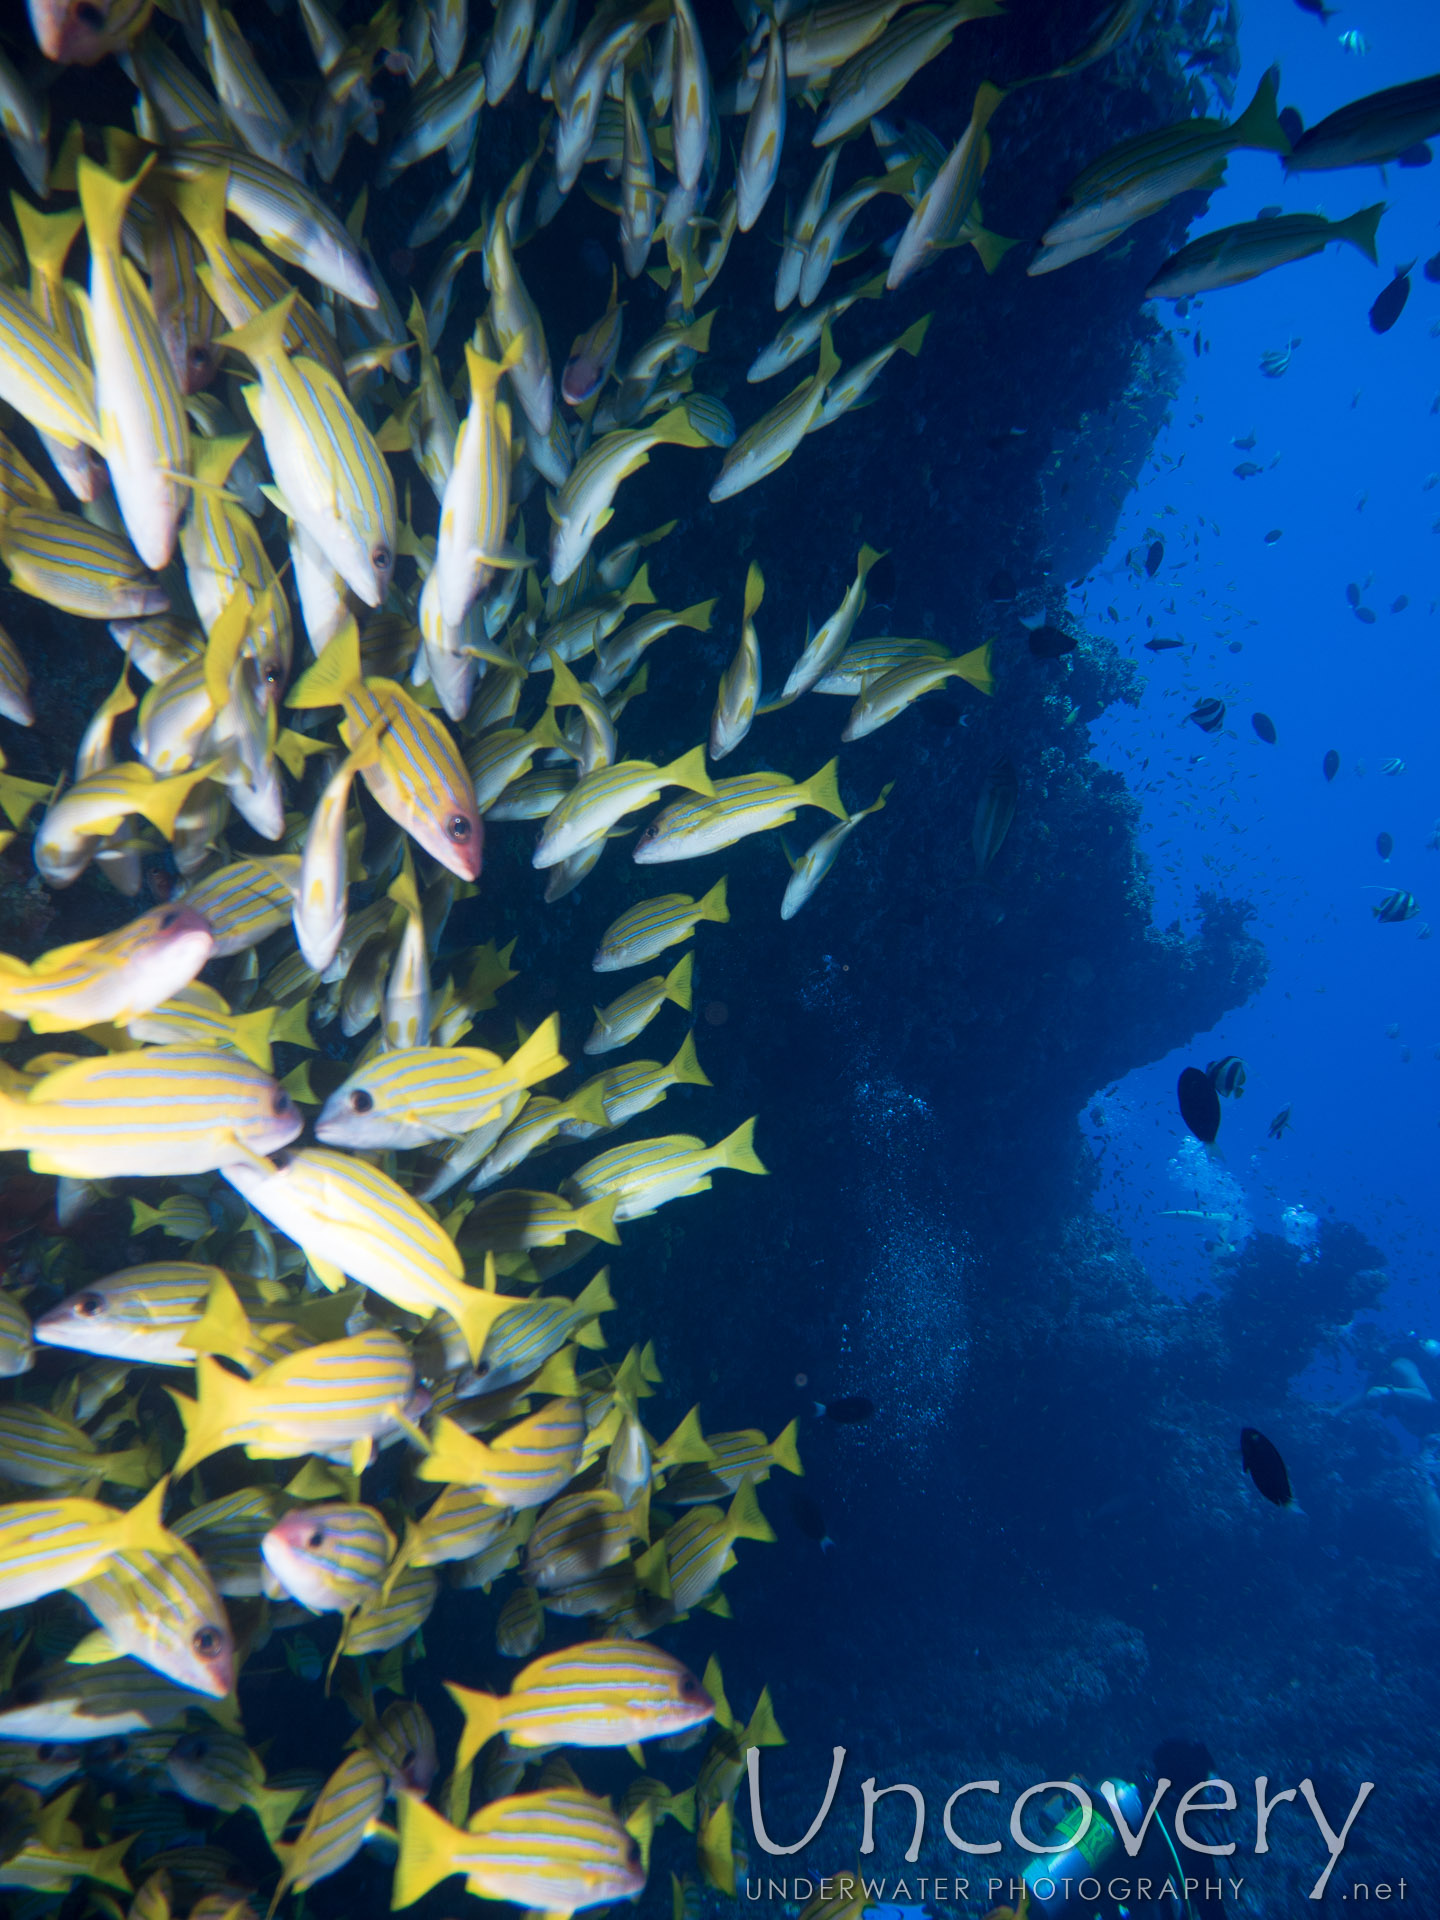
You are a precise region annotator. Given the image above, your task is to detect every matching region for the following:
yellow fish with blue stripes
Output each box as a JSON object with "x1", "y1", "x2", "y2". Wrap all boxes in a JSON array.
[
  {"x1": 0, "y1": 1476, "x2": 179, "y2": 1613},
  {"x1": 70, "y1": 1535, "x2": 235, "y2": 1697},
  {"x1": 221, "y1": 1145, "x2": 517, "y2": 1361},
  {"x1": 269, "y1": 1746, "x2": 387, "y2": 1910},
  {"x1": 261, "y1": 1502, "x2": 396, "y2": 1613},
  {"x1": 634, "y1": 760, "x2": 846, "y2": 864},
  {"x1": 594, "y1": 878, "x2": 729, "y2": 972},
  {"x1": 564, "y1": 1117, "x2": 766, "y2": 1221},
  {"x1": 0, "y1": 903, "x2": 213, "y2": 1034},
  {"x1": 418, "y1": 1399, "x2": 586, "y2": 1508},
  {"x1": 447, "y1": 1639, "x2": 714, "y2": 1761},
  {"x1": 0, "y1": 1045, "x2": 303, "y2": 1178},
  {"x1": 218, "y1": 294, "x2": 395, "y2": 607},
  {"x1": 180, "y1": 855, "x2": 298, "y2": 957},
  {"x1": 78, "y1": 157, "x2": 191, "y2": 571},
  {"x1": 0, "y1": 503, "x2": 169, "y2": 623},
  {"x1": 169, "y1": 1327, "x2": 419, "y2": 1475},
  {"x1": 315, "y1": 1015, "x2": 566, "y2": 1149},
  {"x1": 586, "y1": 952, "x2": 694, "y2": 1056},
  {"x1": 394, "y1": 1785, "x2": 647, "y2": 1914},
  {"x1": 0, "y1": 282, "x2": 102, "y2": 456}
]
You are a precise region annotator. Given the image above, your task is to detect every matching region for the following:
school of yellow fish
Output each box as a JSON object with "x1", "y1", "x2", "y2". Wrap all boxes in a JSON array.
[{"x1": 0, "y1": 0, "x2": 1425, "y2": 1911}]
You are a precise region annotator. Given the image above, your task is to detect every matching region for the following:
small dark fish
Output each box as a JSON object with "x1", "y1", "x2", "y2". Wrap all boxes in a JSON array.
[
  {"x1": 1206, "y1": 1054, "x2": 1247, "y2": 1098},
  {"x1": 1256, "y1": 205, "x2": 1283, "y2": 221},
  {"x1": 790, "y1": 1491, "x2": 833, "y2": 1549},
  {"x1": 1185, "y1": 698, "x2": 1225, "y2": 734},
  {"x1": 1377, "y1": 831, "x2": 1394, "y2": 861},
  {"x1": 1278, "y1": 105, "x2": 1305, "y2": 146},
  {"x1": 1267, "y1": 1105, "x2": 1292, "y2": 1140},
  {"x1": 1292, "y1": 0, "x2": 1335, "y2": 19},
  {"x1": 1425, "y1": 253, "x2": 1440, "y2": 285},
  {"x1": 1263, "y1": 528, "x2": 1283, "y2": 544},
  {"x1": 1346, "y1": 581, "x2": 1361, "y2": 607},
  {"x1": 815, "y1": 1395, "x2": 874, "y2": 1424},
  {"x1": 1251, "y1": 712, "x2": 1277, "y2": 744},
  {"x1": 988, "y1": 569, "x2": 1017, "y2": 602},
  {"x1": 1145, "y1": 539, "x2": 1164, "y2": 577},
  {"x1": 1144, "y1": 637, "x2": 1184, "y2": 651},
  {"x1": 1323, "y1": 748, "x2": 1340, "y2": 781},
  {"x1": 1369, "y1": 263, "x2": 1414, "y2": 335},
  {"x1": 1374, "y1": 889, "x2": 1419, "y2": 923},
  {"x1": 1392, "y1": 595, "x2": 1409, "y2": 613},
  {"x1": 1177, "y1": 1065, "x2": 1221, "y2": 1144},
  {"x1": 1397, "y1": 142, "x2": 1433, "y2": 166},
  {"x1": 1233, "y1": 461, "x2": 1263, "y2": 479},
  {"x1": 1027, "y1": 624, "x2": 1075, "y2": 659},
  {"x1": 1241, "y1": 1427, "x2": 1294, "y2": 1508}
]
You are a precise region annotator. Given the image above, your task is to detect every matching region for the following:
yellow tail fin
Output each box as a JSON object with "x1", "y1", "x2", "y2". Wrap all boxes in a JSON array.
[
  {"x1": 287, "y1": 615, "x2": 363, "y2": 709},
  {"x1": 663, "y1": 950, "x2": 693, "y2": 1011},
  {"x1": 169, "y1": 1359, "x2": 256, "y2": 1476},
  {"x1": 656, "y1": 1404, "x2": 714, "y2": 1470},
  {"x1": 444, "y1": 1683, "x2": 505, "y2": 1775},
  {"x1": 575, "y1": 1193, "x2": 622, "y2": 1245},
  {"x1": 667, "y1": 1030, "x2": 711, "y2": 1088},
  {"x1": 799, "y1": 756, "x2": 847, "y2": 821},
  {"x1": 742, "y1": 1682, "x2": 786, "y2": 1747},
  {"x1": 506, "y1": 1011, "x2": 567, "y2": 1090},
  {"x1": 216, "y1": 291, "x2": 300, "y2": 368},
  {"x1": 769, "y1": 1417, "x2": 803, "y2": 1478},
  {"x1": 727, "y1": 1476, "x2": 775, "y2": 1545},
  {"x1": 953, "y1": 639, "x2": 995, "y2": 696},
  {"x1": 695, "y1": 876, "x2": 729, "y2": 926},
  {"x1": 393, "y1": 1789, "x2": 464, "y2": 1910},
  {"x1": 114, "y1": 1472, "x2": 174, "y2": 1556},
  {"x1": 11, "y1": 197, "x2": 83, "y2": 279},
  {"x1": 77, "y1": 156, "x2": 152, "y2": 258},
  {"x1": 742, "y1": 563, "x2": 764, "y2": 625},
  {"x1": 718, "y1": 1115, "x2": 767, "y2": 1176}
]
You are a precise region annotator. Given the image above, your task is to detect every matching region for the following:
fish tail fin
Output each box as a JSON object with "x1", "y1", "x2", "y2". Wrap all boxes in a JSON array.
[
  {"x1": 663, "y1": 950, "x2": 694, "y2": 1011},
  {"x1": 191, "y1": 432, "x2": 251, "y2": 491},
  {"x1": 953, "y1": 639, "x2": 995, "y2": 695},
  {"x1": 387, "y1": 846, "x2": 422, "y2": 921},
  {"x1": 727, "y1": 1476, "x2": 775, "y2": 1545},
  {"x1": 76, "y1": 155, "x2": 151, "y2": 256},
  {"x1": 444, "y1": 1682, "x2": 505, "y2": 1774},
  {"x1": 566, "y1": 1078, "x2": 611, "y2": 1131},
  {"x1": 816, "y1": 322, "x2": 841, "y2": 387},
  {"x1": 770, "y1": 1418, "x2": 803, "y2": 1478},
  {"x1": 684, "y1": 309, "x2": 716, "y2": 352},
  {"x1": 576, "y1": 1193, "x2": 622, "y2": 1245},
  {"x1": 394, "y1": 1789, "x2": 463, "y2": 1910},
  {"x1": 168, "y1": 164, "x2": 231, "y2": 255},
  {"x1": 288, "y1": 614, "x2": 364, "y2": 709},
  {"x1": 505, "y1": 1011, "x2": 567, "y2": 1090},
  {"x1": 742, "y1": 562, "x2": 765, "y2": 625},
  {"x1": 896, "y1": 314, "x2": 932, "y2": 357},
  {"x1": 662, "y1": 742, "x2": 715, "y2": 797},
  {"x1": 115, "y1": 1472, "x2": 173, "y2": 1554},
  {"x1": 11, "y1": 196, "x2": 83, "y2": 278},
  {"x1": 697, "y1": 1794, "x2": 733, "y2": 1892},
  {"x1": 100, "y1": 1444, "x2": 154, "y2": 1490},
  {"x1": 170, "y1": 1357, "x2": 252, "y2": 1476},
  {"x1": 857, "y1": 781, "x2": 894, "y2": 821},
  {"x1": 968, "y1": 221, "x2": 1021, "y2": 274},
  {"x1": 269, "y1": 995, "x2": 315, "y2": 1051},
  {"x1": 451, "y1": 1283, "x2": 519, "y2": 1366},
  {"x1": 668, "y1": 1030, "x2": 712, "y2": 1088},
  {"x1": 743, "y1": 1683, "x2": 786, "y2": 1747},
  {"x1": 651, "y1": 403, "x2": 710, "y2": 450},
  {"x1": 1233, "y1": 62, "x2": 1289, "y2": 154},
  {"x1": 1340, "y1": 202, "x2": 1385, "y2": 265},
  {"x1": 656, "y1": 1404, "x2": 713, "y2": 1470},
  {"x1": 251, "y1": 1782, "x2": 305, "y2": 1848},
  {"x1": 546, "y1": 650, "x2": 589, "y2": 710},
  {"x1": 137, "y1": 766, "x2": 220, "y2": 842},
  {"x1": 717, "y1": 1114, "x2": 767, "y2": 1177},
  {"x1": 86, "y1": 1835, "x2": 135, "y2": 1895},
  {"x1": 228, "y1": 1006, "x2": 277, "y2": 1072},
  {"x1": 0, "y1": 1081, "x2": 24, "y2": 1152},
  {"x1": 622, "y1": 562, "x2": 657, "y2": 609},
  {"x1": 696, "y1": 877, "x2": 729, "y2": 926},
  {"x1": 800, "y1": 756, "x2": 847, "y2": 820},
  {"x1": 215, "y1": 292, "x2": 300, "y2": 366},
  {"x1": 972, "y1": 78, "x2": 1009, "y2": 133},
  {"x1": 676, "y1": 598, "x2": 717, "y2": 632},
  {"x1": 856, "y1": 543, "x2": 887, "y2": 580},
  {"x1": 574, "y1": 1263, "x2": 616, "y2": 1320},
  {"x1": 129, "y1": 1197, "x2": 164, "y2": 1234}
]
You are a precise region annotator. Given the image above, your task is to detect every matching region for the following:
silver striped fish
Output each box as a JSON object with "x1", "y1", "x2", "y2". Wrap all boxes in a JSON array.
[
  {"x1": 35, "y1": 1263, "x2": 228, "y2": 1367},
  {"x1": 564, "y1": 1117, "x2": 766, "y2": 1222},
  {"x1": 0, "y1": 504, "x2": 168, "y2": 622},
  {"x1": 585, "y1": 952, "x2": 692, "y2": 1055},
  {"x1": 594, "y1": 879, "x2": 729, "y2": 971},
  {"x1": 272, "y1": 1747, "x2": 387, "y2": 1901}
]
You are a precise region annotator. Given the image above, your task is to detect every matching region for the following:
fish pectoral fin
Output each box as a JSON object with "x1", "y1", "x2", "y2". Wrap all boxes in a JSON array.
[{"x1": 309, "y1": 1256, "x2": 348, "y2": 1292}]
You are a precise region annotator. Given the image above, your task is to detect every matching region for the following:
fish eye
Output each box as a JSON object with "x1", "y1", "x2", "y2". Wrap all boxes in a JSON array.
[
  {"x1": 74, "y1": 1292, "x2": 105, "y2": 1317},
  {"x1": 75, "y1": 0, "x2": 105, "y2": 24},
  {"x1": 350, "y1": 1089, "x2": 374, "y2": 1114},
  {"x1": 159, "y1": 910, "x2": 180, "y2": 929},
  {"x1": 679, "y1": 1672, "x2": 698, "y2": 1695},
  {"x1": 274, "y1": 1090, "x2": 293, "y2": 1114},
  {"x1": 307, "y1": 1528, "x2": 326, "y2": 1550},
  {"x1": 372, "y1": 544, "x2": 392, "y2": 571},
  {"x1": 445, "y1": 814, "x2": 472, "y2": 842},
  {"x1": 192, "y1": 1626, "x2": 224, "y2": 1660}
]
